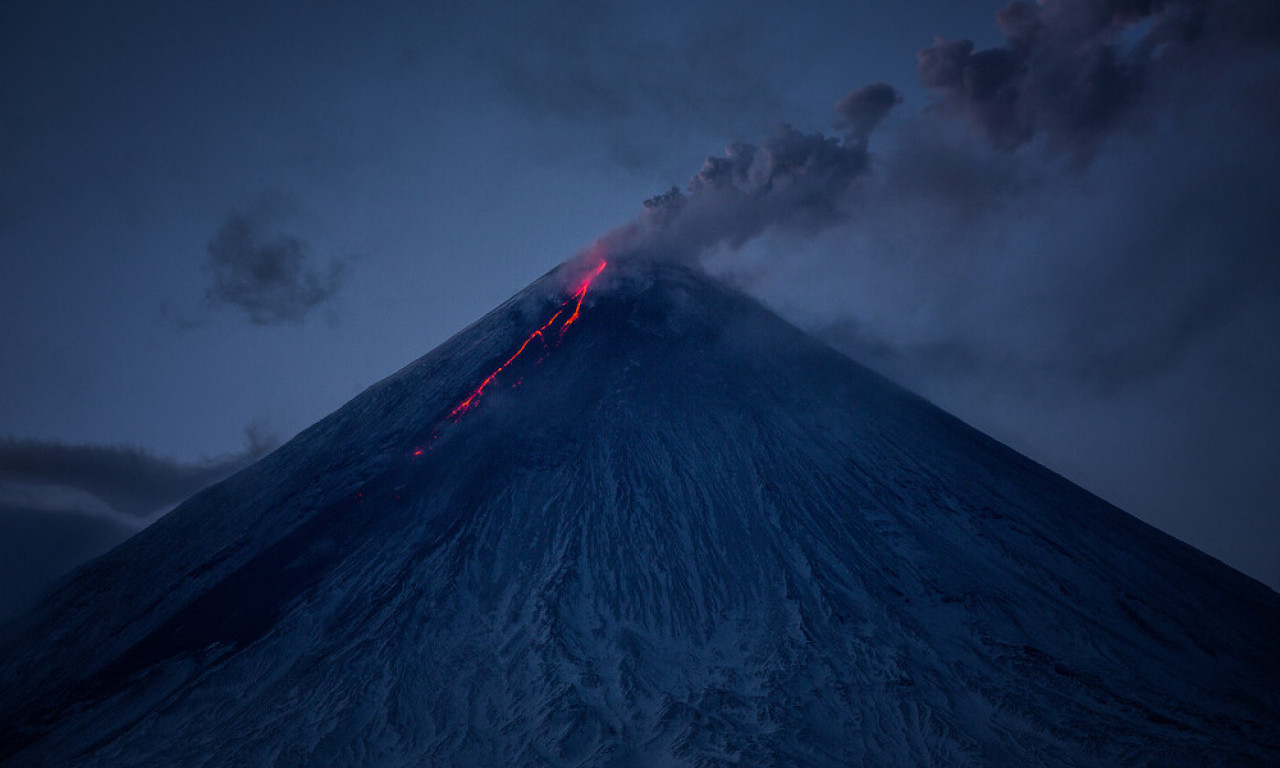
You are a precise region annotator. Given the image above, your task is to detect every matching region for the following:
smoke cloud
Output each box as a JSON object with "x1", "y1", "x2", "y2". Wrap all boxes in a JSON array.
[
  {"x1": 0, "y1": 428, "x2": 275, "y2": 520},
  {"x1": 0, "y1": 428, "x2": 278, "y2": 616},
  {"x1": 204, "y1": 197, "x2": 349, "y2": 326},
  {"x1": 595, "y1": 0, "x2": 1280, "y2": 390},
  {"x1": 835, "y1": 83, "x2": 903, "y2": 146},
  {"x1": 598, "y1": 89, "x2": 901, "y2": 266},
  {"x1": 594, "y1": 0, "x2": 1280, "y2": 273},
  {"x1": 590, "y1": 1, "x2": 1277, "y2": 274},
  {"x1": 917, "y1": 0, "x2": 1280, "y2": 157}
]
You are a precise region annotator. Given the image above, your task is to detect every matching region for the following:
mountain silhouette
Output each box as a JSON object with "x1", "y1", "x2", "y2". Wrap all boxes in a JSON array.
[{"x1": 1, "y1": 258, "x2": 1277, "y2": 766}]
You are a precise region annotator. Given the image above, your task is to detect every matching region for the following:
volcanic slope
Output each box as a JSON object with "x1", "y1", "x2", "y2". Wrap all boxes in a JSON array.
[{"x1": 0, "y1": 259, "x2": 1277, "y2": 767}]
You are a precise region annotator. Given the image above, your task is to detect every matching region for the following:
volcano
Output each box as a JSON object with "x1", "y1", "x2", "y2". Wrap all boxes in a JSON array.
[{"x1": 0, "y1": 258, "x2": 1277, "y2": 767}]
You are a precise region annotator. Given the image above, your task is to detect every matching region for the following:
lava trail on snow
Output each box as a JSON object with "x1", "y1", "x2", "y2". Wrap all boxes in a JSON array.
[{"x1": 412, "y1": 260, "x2": 608, "y2": 455}]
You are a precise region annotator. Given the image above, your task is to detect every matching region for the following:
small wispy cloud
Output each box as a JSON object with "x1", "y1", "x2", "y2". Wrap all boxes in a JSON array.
[
  {"x1": 0, "y1": 426, "x2": 276, "y2": 520},
  {"x1": 202, "y1": 195, "x2": 349, "y2": 326}
]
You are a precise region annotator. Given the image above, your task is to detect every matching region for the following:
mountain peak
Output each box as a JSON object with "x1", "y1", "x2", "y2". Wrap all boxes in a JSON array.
[{"x1": 2, "y1": 258, "x2": 1278, "y2": 766}]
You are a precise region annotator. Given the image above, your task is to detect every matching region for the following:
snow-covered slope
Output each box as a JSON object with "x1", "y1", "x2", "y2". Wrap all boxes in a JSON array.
[{"x1": 0, "y1": 259, "x2": 1277, "y2": 766}]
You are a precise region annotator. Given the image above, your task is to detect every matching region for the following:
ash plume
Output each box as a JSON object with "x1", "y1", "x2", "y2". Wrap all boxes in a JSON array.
[
  {"x1": 835, "y1": 82, "x2": 903, "y2": 146},
  {"x1": 917, "y1": 0, "x2": 1280, "y2": 157},
  {"x1": 586, "y1": 0, "x2": 1280, "y2": 388},
  {"x1": 591, "y1": 86, "x2": 901, "y2": 268}
]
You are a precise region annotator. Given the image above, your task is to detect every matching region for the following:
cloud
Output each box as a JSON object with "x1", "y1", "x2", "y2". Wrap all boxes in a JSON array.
[
  {"x1": 203, "y1": 196, "x2": 348, "y2": 325},
  {"x1": 754, "y1": 85, "x2": 1280, "y2": 397},
  {"x1": 916, "y1": 0, "x2": 1280, "y2": 158},
  {"x1": 595, "y1": 94, "x2": 900, "y2": 268},
  {"x1": 586, "y1": 0, "x2": 1275, "y2": 400},
  {"x1": 0, "y1": 427, "x2": 278, "y2": 617},
  {"x1": 854, "y1": 0, "x2": 1280, "y2": 393},
  {"x1": 835, "y1": 83, "x2": 903, "y2": 146},
  {"x1": 0, "y1": 426, "x2": 276, "y2": 520},
  {"x1": 591, "y1": 0, "x2": 1280, "y2": 283}
]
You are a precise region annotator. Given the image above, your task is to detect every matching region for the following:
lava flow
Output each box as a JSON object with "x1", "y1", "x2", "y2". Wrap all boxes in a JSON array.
[{"x1": 441, "y1": 259, "x2": 607, "y2": 425}]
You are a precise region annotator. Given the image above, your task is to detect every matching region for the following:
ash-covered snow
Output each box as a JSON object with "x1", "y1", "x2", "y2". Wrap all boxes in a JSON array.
[{"x1": 0, "y1": 260, "x2": 1277, "y2": 766}]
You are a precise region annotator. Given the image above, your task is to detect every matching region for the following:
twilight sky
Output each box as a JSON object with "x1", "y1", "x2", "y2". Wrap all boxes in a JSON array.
[{"x1": 1, "y1": 0, "x2": 1277, "y2": 611}]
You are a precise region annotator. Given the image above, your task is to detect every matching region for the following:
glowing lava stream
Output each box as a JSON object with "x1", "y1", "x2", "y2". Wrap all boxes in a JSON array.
[{"x1": 416, "y1": 260, "x2": 607, "y2": 452}]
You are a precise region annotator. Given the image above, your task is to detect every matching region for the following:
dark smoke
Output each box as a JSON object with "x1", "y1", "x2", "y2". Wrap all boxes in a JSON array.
[
  {"x1": 0, "y1": 428, "x2": 277, "y2": 617},
  {"x1": 0, "y1": 428, "x2": 275, "y2": 519},
  {"x1": 600, "y1": 91, "x2": 900, "y2": 265},
  {"x1": 204, "y1": 196, "x2": 349, "y2": 326},
  {"x1": 917, "y1": 0, "x2": 1280, "y2": 157},
  {"x1": 835, "y1": 83, "x2": 903, "y2": 146},
  {"x1": 592, "y1": 0, "x2": 1279, "y2": 272},
  {"x1": 594, "y1": 0, "x2": 1279, "y2": 394}
]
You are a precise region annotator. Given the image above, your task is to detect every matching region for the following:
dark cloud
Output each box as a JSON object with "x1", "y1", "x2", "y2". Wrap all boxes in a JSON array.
[
  {"x1": 647, "y1": 0, "x2": 1272, "y2": 402},
  {"x1": 0, "y1": 428, "x2": 278, "y2": 617},
  {"x1": 0, "y1": 428, "x2": 275, "y2": 519},
  {"x1": 591, "y1": 1, "x2": 1278, "y2": 407},
  {"x1": 606, "y1": 104, "x2": 899, "y2": 266},
  {"x1": 775, "y1": 84, "x2": 1280, "y2": 395},
  {"x1": 834, "y1": 83, "x2": 903, "y2": 145},
  {"x1": 204, "y1": 197, "x2": 348, "y2": 326},
  {"x1": 916, "y1": 0, "x2": 1280, "y2": 157},
  {"x1": 843, "y1": 0, "x2": 1280, "y2": 394}
]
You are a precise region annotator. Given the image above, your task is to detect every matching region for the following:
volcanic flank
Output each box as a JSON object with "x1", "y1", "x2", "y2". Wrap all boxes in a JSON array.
[{"x1": 0, "y1": 257, "x2": 1277, "y2": 766}]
